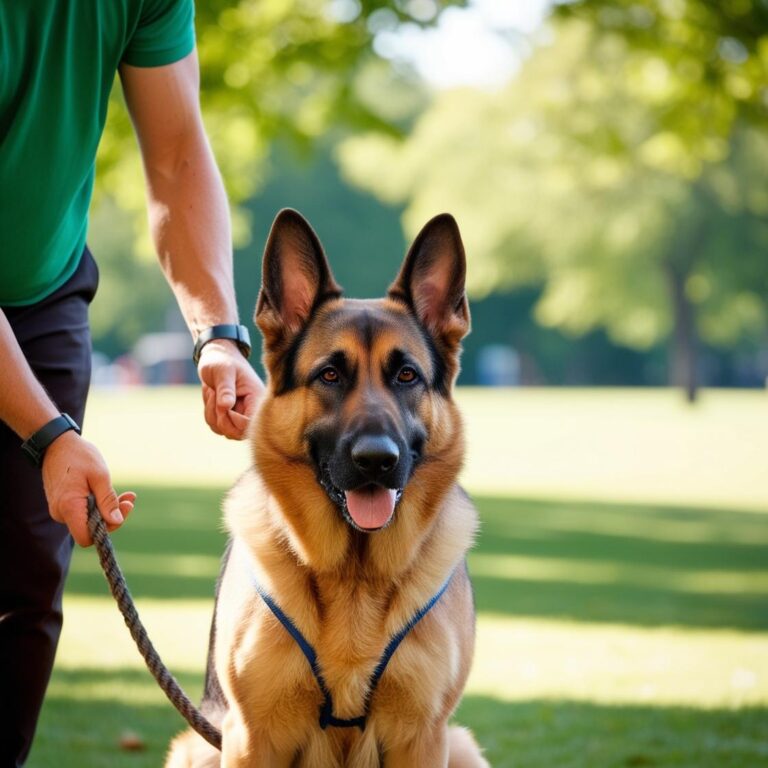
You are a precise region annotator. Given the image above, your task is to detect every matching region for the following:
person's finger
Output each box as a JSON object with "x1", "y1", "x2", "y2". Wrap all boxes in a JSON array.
[
  {"x1": 90, "y1": 470, "x2": 123, "y2": 526},
  {"x1": 215, "y1": 407, "x2": 243, "y2": 440},
  {"x1": 62, "y1": 496, "x2": 92, "y2": 547},
  {"x1": 102, "y1": 496, "x2": 135, "y2": 534},
  {"x1": 203, "y1": 384, "x2": 216, "y2": 427},
  {"x1": 214, "y1": 366, "x2": 237, "y2": 413},
  {"x1": 228, "y1": 409, "x2": 250, "y2": 439},
  {"x1": 204, "y1": 386, "x2": 221, "y2": 435},
  {"x1": 118, "y1": 497, "x2": 134, "y2": 519},
  {"x1": 235, "y1": 390, "x2": 258, "y2": 419}
]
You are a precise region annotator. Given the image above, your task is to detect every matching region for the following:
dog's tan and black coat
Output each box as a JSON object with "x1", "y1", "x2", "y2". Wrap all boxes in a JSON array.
[{"x1": 166, "y1": 210, "x2": 489, "y2": 768}]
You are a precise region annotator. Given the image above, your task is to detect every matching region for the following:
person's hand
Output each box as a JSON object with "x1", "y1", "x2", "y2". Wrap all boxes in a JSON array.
[
  {"x1": 197, "y1": 339, "x2": 265, "y2": 440},
  {"x1": 41, "y1": 430, "x2": 136, "y2": 547}
]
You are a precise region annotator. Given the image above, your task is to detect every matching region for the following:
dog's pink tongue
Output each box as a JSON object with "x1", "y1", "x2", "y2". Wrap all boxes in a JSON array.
[{"x1": 344, "y1": 487, "x2": 397, "y2": 530}]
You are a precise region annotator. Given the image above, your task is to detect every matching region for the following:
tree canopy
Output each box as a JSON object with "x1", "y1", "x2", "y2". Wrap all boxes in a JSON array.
[
  {"x1": 94, "y1": 0, "x2": 461, "y2": 249},
  {"x1": 337, "y1": 15, "x2": 768, "y2": 397},
  {"x1": 555, "y1": 0, "x2": 768, "y2": 131}
]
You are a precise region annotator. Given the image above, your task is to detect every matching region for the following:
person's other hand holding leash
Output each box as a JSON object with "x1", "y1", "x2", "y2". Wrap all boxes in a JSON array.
[
  {"x1": 42, "y1": 432, "x2": 136, "y2": 546},
  {"x1": 0, "y1": 309, "x2": 136, "y2": 548}
]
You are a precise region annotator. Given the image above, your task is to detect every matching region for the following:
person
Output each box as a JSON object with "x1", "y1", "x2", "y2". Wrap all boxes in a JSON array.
[{"x1": 0, "y1": 2, "x2": 265, "y2": 764}]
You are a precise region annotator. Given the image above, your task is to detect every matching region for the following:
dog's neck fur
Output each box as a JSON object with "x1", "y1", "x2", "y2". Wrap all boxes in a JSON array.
[{"x1": 224, "y1": 464, "x2": 476, "y2": 596}]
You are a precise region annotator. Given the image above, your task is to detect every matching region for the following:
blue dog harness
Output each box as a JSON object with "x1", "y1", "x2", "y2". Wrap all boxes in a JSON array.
[{"x1": 252, "y1": 570, "x2": 454, "y2": 731}]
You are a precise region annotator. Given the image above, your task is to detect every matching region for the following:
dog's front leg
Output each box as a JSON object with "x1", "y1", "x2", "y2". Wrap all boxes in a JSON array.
[
  {"x1": 220, "y1": 710, "x2": 291, "y2": 768},
  {"x1": 219, "y1": 709, "x2": 252, "y2": 768},
  {"x1": 384, "y1": 722, "x2": 449, "y2": 768}
]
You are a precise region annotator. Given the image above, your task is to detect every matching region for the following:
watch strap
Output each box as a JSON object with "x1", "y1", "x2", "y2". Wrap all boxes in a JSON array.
[
  {"x1": 21, "y1": 413, "x2": 81, "y2": 467},
  {"x1": 193, "y1": 324, "x2": 252, "y2": 365}
]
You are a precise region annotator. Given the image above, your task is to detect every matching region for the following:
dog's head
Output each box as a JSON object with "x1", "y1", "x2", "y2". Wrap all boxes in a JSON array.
[{"x1": 251, "y1": 209, "x2": 469, "y2": 561}]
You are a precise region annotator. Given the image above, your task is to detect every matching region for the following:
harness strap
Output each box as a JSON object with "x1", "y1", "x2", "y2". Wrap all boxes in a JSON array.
[
  {"x1": 252, "y1": 583, "x2": 360, "y2": 728},
  {"x1": 252, "y1": 570, "x2": 454, "y2": 731},
  {"x1": 364, "y1": 575, "x2": 453, "y2": 710}
]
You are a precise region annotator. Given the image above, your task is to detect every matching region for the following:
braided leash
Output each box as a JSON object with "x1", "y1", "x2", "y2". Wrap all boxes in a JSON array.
[{"x1": 85, "y1": 495, "x2": 222, "y2": 751}]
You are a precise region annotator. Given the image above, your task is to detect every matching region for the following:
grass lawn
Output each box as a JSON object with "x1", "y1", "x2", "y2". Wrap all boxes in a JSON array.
[{"x1": 30, "y1": 387, "x2": 768, "y2": 767}]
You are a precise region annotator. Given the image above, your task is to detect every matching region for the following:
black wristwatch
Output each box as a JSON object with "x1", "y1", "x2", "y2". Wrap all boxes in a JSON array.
[
  {"x1": 21, "y1": 413, "x2": 81, "y2": 467},
  {"x1": 192, "y1": 324, "x2": 252, "y2": 365}
]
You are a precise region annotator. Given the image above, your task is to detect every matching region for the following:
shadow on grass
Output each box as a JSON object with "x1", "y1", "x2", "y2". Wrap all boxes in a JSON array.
[
  {"x1": 66, "y1": 486, "x2": 768, "y2": 630},
  {"x1": 457, "y1": 694, "x2": 768, "y2": 768},
  {"x1": 34, "y1": 668, "x2": 768, "y2": 768},
  {"x1": 67, "y1": 486, "x2": 228, "y2": 600},
  {"x1": 32, "y1": 667, "x2": 202, "y2": 768},
  {"x1": 472, "y1": 496, "x2": 768, "y2": 631}
]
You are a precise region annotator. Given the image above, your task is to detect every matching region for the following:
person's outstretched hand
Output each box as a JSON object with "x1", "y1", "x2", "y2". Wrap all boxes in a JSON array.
[
  {"x1": 197, "y1": 340, "x2": 265, "y2": 440},
  {"x1": 42, "y1": 430, "x2": 136, "y2": 546}
]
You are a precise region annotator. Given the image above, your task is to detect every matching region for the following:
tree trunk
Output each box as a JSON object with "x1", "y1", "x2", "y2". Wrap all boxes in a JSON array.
[{"x1": 667, "y1": 267, "x2": 698, "y2": 403}]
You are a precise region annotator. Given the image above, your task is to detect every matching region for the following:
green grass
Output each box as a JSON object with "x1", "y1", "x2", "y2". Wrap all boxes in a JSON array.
[{"x1": 28, "y1": 388, "x2": 768, "y2": 766}]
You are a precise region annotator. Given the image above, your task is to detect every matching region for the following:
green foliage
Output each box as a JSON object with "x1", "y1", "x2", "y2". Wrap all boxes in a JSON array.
[
  {"x1": 337, "y1": 19, "x2": 768, "y2": 354},
  {"x1": 88, "y1": 199, "x2": 174, "y2": 357},
  {"x1": 555, "y1": 0, "x2": 768, "y2": 131},
  {"x1": 88, "y1": 0, "x2": 768, "y2": 383},
  {"x1": 93, "y1": 0, "x2": 461, "y2": 238}
]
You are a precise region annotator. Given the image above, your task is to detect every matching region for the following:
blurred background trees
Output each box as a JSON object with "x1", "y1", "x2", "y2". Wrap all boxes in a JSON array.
[{"x1": 89, "y1": 0, "x2": 768, "y2": 397}]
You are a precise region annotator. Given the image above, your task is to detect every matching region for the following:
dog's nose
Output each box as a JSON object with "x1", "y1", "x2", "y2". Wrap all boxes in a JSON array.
[{"x1": 351, "y1": 435, "x2": 400, "y2": 478}]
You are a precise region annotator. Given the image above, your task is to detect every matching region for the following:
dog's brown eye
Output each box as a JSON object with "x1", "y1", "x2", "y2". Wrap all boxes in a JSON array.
[
  {"x1": 397, "y1": 366, "x2": 418, "y2": 384},
  {"x1": 320, "y1": 367, "x2": 340, "y2": 384}
]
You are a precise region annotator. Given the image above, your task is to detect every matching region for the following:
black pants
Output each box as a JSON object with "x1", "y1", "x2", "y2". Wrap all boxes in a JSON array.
[{"x1": 0, "y1": 249, "x2": 98, "y2": 767}]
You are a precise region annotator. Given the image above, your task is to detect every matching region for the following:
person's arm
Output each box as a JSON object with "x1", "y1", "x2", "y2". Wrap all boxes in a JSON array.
[
  {"x1": 0, "y1": 310, "x2": 134, "y2": 545},
  {"x1": 119, "y1": 51, "x2": 264, "y2": 440}
]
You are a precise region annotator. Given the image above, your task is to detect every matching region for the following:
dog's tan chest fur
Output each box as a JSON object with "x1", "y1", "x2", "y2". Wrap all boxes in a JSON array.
[{"x1": 207, "y1": 476, "x2": 476, "y2": 765}]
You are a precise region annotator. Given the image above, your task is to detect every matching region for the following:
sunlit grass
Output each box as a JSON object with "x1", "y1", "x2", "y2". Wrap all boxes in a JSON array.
[
  {"x1": 467, "y1": 615, "x2": 768, "y2": 708},
  {"x1": 457, "y1": 387, "x2": 768, "y2": 510},
  {"x1": 470, "y1": 552, "x2": 768, "y2": 594}
]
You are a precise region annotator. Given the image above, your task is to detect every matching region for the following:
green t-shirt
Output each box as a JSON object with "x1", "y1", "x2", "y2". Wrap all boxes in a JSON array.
[{"x1": 0, "y1": 0, "x2": 195, "y2": 306}]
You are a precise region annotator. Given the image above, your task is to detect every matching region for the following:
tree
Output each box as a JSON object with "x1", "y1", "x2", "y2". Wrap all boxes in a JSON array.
[
  {"x1": 94, "y1": 0, "x2": 462, "y2": 230},
  {"x1": 337, "y1": 20, "x2": 768, "y2": 400}
]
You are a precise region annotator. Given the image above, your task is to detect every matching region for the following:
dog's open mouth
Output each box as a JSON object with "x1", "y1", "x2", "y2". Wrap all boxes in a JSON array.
[{"x1": 320, "y1": 474, "x2": 402, "y2": 532}]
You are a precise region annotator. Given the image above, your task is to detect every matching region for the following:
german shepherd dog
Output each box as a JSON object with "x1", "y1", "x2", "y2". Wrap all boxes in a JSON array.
[{"x1": 167, "y1": 210, "x2": 489, "y2": 767}]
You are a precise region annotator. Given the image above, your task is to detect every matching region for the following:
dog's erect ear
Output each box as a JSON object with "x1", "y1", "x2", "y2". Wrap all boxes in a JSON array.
[
  {"x1": 255, "y1": 209, "x2": 341, "y2": 345},
  {"x1": 388, "y1": 213, "x2": 470, "y2": 347}
]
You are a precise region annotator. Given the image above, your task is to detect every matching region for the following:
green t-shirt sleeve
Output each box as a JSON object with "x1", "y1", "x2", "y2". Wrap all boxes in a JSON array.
[{"x1": 122, "y1": 0, "x2": 195, "y2": 68}]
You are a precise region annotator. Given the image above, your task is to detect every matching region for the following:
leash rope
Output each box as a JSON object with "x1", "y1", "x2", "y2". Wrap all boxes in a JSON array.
[{"x1": 85, "y1": 495, "x2": 222, "y2": 751}]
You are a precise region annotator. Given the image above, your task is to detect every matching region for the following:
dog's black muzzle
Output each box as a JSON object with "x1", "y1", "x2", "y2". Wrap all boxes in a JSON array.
[
  {"x1": 309, "y1": 415, "x2": 426, "y2": 520},
  {"x1": 329, "y1": 430, "x2": 410, "y2": 493}
]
